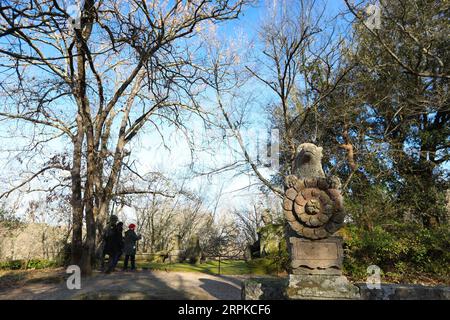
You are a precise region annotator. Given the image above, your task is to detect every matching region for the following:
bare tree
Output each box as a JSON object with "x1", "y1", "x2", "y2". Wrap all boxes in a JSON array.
[
  {"x1": 233, "y1": 204, "x2": 263, "y2": 245},
  {"x1": 201, "y1": 216, "x2": 244, "y2": 258},
  {"x1": 0, "y1": 0, "x2": 248, "y2": 274},
  {"x1": 203, "y1": 0, "x2": 353, "y2": 197}
]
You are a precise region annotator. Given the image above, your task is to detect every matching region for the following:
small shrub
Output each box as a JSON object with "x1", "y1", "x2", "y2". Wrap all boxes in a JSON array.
[
  {"x1": 0, "y1": 260, "x2": 23, "y2": 270},
  {"x1": 247, "y1": 255, "x2": 288, "y2": 275},
  {"x1": 26, "y1": 259, "x2": 57, "y2": 269},
  {"x1": 0, "y1": 259, "x2": 56, "y2": 270}
]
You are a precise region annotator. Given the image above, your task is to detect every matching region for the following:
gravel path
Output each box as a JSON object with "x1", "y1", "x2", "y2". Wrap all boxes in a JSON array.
[{"x1": 0, "y1": 269, "x2": 248, "y2": 300}]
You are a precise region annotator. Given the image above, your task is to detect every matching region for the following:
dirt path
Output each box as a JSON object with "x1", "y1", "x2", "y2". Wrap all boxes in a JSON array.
[{"x1": 0, "y1": 269, "x2": 248, "y2": 300}]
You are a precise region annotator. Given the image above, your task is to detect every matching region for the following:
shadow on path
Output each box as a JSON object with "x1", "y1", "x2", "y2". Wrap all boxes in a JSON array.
[
  {"x1": 198, "y1": 277, "x2": 242, "y2": 300},
  {"x1": 0, "y1": 269, "x2": 246, "y2": 300},
  {"x1": 1, "y1": 270, "x2": 191, "y2": 300}
]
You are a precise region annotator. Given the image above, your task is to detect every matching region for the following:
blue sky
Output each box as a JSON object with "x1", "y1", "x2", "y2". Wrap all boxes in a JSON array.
[
  {"x1": 121, "y1": 0, "x2": 350, "y2": 217},
  {"x1": 0, "y1": 0, "x2": 383, "y2": 221},
  {"x1": 2, "y1": 0, "x2": 447, "y2": 224}
]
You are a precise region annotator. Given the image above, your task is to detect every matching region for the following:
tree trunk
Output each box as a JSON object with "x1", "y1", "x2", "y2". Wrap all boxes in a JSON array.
[
  {"x1": 81, "y1": 127, "x2": 97, "y2": 275},
  {"x1": 70, "y1": 114, "x2": 84, "y2": 267},
  {"x1": 96, "y1": 201, "x2": 110, "y2": 244}
]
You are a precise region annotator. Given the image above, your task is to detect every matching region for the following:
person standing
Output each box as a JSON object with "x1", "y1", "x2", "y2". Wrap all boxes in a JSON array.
[
  {"x1": 123, "y1": 224, "x2": 142, "y2": 271},
  {"x1": 105, "y1": 221, "x2": 124, "y2": 274},
  {"x1": 100, "y1": 215, "x2": 118, "y2": 271}
]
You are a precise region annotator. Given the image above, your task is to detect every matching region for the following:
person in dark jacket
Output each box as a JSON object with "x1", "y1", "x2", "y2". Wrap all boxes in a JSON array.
[
  {"x1": 100, "y1": 215, "x2": 118, "y2": 271},
  {"x1": 123, "y1": 224, "x2": 142, "y2": 271},
  {"x1": 105, "y1": 222, "x2": 124, "y2": 273}
]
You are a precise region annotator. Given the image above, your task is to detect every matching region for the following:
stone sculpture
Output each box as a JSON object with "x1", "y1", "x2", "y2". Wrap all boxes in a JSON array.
[
  {"x1": 283, "y1": 143, "x2": 344, "y2": 240},
  {"x1": 258, "y1": 223, "x2": 285, "y2": 257},
  {"x1": 168, "y1": 234, "x2": 184, "y2": 263},
  {"x1": 283, "y1": 143, "x2": 360, "y2": 299},
  {"x1": 185, "y1": 235, "x2": 202, "y2": 264}
]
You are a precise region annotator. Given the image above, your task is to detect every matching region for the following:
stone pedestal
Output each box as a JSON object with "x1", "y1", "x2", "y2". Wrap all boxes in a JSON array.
[
  {"x1": 285, "y1": 235, "x2": 360, "y2": 299},
  {"x1": 288, "y1": 236, "x2": 344, "y2": 275}
]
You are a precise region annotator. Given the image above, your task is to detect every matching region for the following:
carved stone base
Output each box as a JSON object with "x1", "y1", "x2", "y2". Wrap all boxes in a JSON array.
[
  {"x1": 288, "y1": 236, "x2": 343, "y2": 275},
  {"x1": 286, "y1": 274, "x2": 361, "y2": 300}
]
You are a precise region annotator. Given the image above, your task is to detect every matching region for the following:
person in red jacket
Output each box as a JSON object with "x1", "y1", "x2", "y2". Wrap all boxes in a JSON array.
[{"x1": 123, "y1": 224, "x2": 142, "y2": 271}]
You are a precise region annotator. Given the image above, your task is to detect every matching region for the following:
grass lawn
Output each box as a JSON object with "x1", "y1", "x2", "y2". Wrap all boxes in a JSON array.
[{"x1": 121, "y1": 259, "x2": 281, "y2": 276}]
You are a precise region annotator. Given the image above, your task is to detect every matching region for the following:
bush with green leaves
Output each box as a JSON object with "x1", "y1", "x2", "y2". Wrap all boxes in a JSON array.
[
  {"x1": 0, "y1": 260, "x2": 23, "y2": 270},
  {"x1": 341, "y1": 223, "x2": 450, "y2": 283},
  {"x1": 247, "y1": 234, "x2": 289, "y2": 274}
]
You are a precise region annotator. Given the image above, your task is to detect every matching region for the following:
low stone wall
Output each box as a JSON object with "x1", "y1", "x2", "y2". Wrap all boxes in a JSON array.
[
  {"x1": 357, "y1": 283, "x2": 450, "y2": 300},
  {"x1": 241, "y1": 277, "x2": 450, "y2": 300}
]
